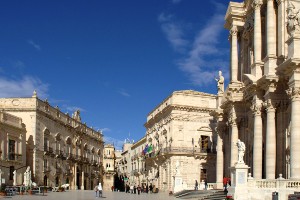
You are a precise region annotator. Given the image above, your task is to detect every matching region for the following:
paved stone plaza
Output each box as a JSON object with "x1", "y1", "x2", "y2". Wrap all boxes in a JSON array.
[{"x1": 0, "y1": 191, "x2": 177, "y2": 200}]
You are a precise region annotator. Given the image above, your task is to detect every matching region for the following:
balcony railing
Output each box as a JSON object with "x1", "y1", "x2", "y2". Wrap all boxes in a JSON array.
[{"x1": 44, "y1": 147, "x2": 54, "y2": 155}]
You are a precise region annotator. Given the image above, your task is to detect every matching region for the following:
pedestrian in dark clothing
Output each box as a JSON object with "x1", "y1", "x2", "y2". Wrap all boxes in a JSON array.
[
  {"x1": 194, "y1": 180, "x2": 198, "y2": 190},
  {"x1": 134, "y1": 185, "x2": 136, "y2": 194},
  {"x1": 137, "y1": 185, "x2": 141, "y2": 195},
  {"x1": 149, "y1": 184, "x2": 153, "y2": 193},
  {"x1": 204, "y1": 179, "x2": 208, "y2": 190}
]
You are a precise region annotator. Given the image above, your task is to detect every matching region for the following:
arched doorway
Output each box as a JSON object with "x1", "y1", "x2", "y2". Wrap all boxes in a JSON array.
[{"x1": 44, "y1": 175, "x2": 48, "y2": 186}]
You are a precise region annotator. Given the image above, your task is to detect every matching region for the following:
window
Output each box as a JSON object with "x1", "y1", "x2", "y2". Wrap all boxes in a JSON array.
[
  {"x1": 8, "y1": 139, "x2": 16, "y2": 160},
  {"x1": 201, "y1": 136, "x2": 209, "y2": 152},
  {"x1": 9, "y1": 166, "x2": 14, "y2": 180}
]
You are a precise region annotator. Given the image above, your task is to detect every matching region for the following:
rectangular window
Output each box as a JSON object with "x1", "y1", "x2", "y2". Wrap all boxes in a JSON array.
[
  {"x1": 201, "y1": 136, "x2": 209, "y2": 152},
  {"x1": 8, "y1": 139, "x2": 16, "y2": 160},
  {"x1": 9, "y1": 166, "x2": 14, "y2": 180}
]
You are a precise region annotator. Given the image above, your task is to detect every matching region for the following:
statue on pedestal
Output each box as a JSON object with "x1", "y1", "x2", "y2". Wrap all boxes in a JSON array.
[
  {"x1": 23, "y1": 166, "x2": 32, "y2": 187},
  {"x1": 13, "y1": 170, "x2": 17, "y2": 186},
  {"x1": 237, "y1": 139, "x2": 246, "y2": 163},
  {"x1": 215, "y1": 71, "x2": 224, "y2": 93}
]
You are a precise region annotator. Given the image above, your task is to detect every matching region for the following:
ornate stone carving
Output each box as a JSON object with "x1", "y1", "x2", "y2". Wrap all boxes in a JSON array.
[
  {"x1": 230, "y1": 26, "x2": 238, "y2": 36},
  {"x1": 250, "y1": 102, "x2": 262, "y2": 115},
  {"x1": 252, "y1": 0, "x2": 263, "y2": 10},
  {"x1": 287, "y1": 2, "x2": 300, "y2": 37},
  {"x1": 286, "y1": 87, "x2": 300, "y2": 100},
  {"x1": 263, "y1": 99, "x2": 275, "y2": 112}
]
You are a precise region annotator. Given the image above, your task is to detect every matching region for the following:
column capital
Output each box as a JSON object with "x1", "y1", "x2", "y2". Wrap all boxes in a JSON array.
[
  {"x1": 286, "y1": 87, "x2": 300, "y2": 100},
  {"x1": 252, "y1": 0, "x2": 263, "y2": 10},
  {"x1": 230, "y1": 26, "x2": 238, "y2": 36},
  {"x1": 263, "y1": 99, "x2": 276, "y2": 112},
  {"x1": 251, "y1": 102, "x2": 262, "y2": 115},
  {"x1": 276, "y1": 0, "x2": 284, "y2": 5}
]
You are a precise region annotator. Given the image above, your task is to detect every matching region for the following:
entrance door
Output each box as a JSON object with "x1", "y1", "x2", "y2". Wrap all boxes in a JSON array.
[{"x1": 200, "y1": 169, "x2": 207, "y2": 182}]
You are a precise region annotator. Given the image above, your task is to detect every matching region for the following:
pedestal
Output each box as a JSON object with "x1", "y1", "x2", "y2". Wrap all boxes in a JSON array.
[
  {"x1": 287, "y1": 34, "x2": 300, "y2": 59},
  {"x1": 173, "y1": 175, "x2": 183, "y2": 193},
  {"x1": 227, "y1": 162, "x2": 250, "y2": 200}
]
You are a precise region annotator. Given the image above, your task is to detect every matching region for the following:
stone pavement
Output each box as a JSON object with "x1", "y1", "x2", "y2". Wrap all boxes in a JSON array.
[{"x1": 0, "y1": 190, "x2": 177, "y2": 200}]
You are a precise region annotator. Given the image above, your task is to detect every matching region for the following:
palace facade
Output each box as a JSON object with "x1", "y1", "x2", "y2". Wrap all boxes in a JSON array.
[
  {"x1": 0, "y1": 91, "x2": 104, "y2": 190},
  {"x1": 0, "y1": 112, "x2": 26, "y2": 186}
]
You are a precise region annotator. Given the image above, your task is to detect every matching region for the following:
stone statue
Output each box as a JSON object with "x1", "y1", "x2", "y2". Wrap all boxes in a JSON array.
[
  {"x1": 237, "y1": 139, "x2": 246, "y2": 163},
  {"x1": 24, "y1": 166, "x2": 32, "y2": 187},
  {"x1": 72, "y1": 110, "x2": 81, "y2": 122},
  {"x1": 215, "y1": 71, "x2": 224, "y2": 93},
  {"x1": 13, "y1": 170, "x2": 17, "y2": 186},
  {"x1": 287, "y1": 2, "x2": 300, "y2": 37},
  {"x1": 175, "y1": 160, "x2": 181, "y2": 175}
]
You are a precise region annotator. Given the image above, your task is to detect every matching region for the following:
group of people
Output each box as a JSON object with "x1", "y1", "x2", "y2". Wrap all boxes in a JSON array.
[
  {"x1": 94, "y1": 183, "x2": 103, "y2": 198},
  {"x1": 125, "y1": 183, "x2": 155, "y2": 194},
  {"x1": 194, "y1": 179, "x2": 208, "y2": 190}
]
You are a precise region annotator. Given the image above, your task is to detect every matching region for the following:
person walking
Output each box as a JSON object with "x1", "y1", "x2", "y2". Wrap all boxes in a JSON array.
[
  {"x1": 98, "y1": 183, "x2": 103, "y2": 197},
  {"x1": 194, "y1": 180, "x2": 198, "y2": 190},
  {"x1": 137, "y1": 185, "x2": 141, "y2": 195},
  {"x1": 204, "y1": 179, "x2": 208, "y2": 190},
  {"x1": 94, "y1": 185, "x2": 98, "y2": 197}
]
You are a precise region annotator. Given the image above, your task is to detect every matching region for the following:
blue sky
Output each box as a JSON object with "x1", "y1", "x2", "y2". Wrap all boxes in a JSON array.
[{"x1": 0, "y1": 0, "x2": 232, "y2": 149}]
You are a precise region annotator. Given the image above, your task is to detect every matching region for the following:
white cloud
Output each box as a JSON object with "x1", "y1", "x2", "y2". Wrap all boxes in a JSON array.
[
  {"x1": 0, "y1": 76, "x2": 48, "y2": 99},
  {"x1": 64, "y1": 106, "x2": 86, "y2": 113},
  {"x1": 27, "y1": 40, "x2": 41, "y2": 51},
  {"x1": 159, "y1": 1, "x2": 228, "y2": 86},
  {"x1": 158, "y1": 13, "x2": 188, "y2": 53},
  {"x1": 100, "y1": 128, "x2": 111, "y2": 132},
  {"x1": 104, "y1": 136, "x2": 124, "y2": 150},
  {"x1": 118, "y1": 89, "x2": 131, "y2": 97}
]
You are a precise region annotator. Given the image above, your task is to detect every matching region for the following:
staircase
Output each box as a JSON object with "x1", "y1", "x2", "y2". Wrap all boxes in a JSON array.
[{"x1": 174, "y1": 189, "x2": 226, "y2": 200}]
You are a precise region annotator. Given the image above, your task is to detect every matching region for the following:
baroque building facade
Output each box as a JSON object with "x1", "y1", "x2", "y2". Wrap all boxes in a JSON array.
[
  {"x1": 144, "y1": 90, "x2": 217, "y2": 192},
  {"x1": 0, "y1": 112, "x2": 26, "y2": 186},
  {"x1": 0, "y1": 91, "x2": 104, "y2": 190},
  {"x1": 102, "y1": 144, "x2": 116, "y2": 191},
  {"x1": 213, "y1": 0, "x2": 300, "y2": 198}
]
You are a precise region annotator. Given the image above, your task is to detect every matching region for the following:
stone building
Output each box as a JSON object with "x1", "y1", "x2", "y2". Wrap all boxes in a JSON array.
[
  {"x1": 212, "y1": 0, "x2": 300, "y2": 198},
  {"x1": 118, "y1": 140, "x2": 133, "y2": 187},
  {"x1": 102, "y1": 144, "x2": 116, "y2": 191},
  {"x1": 0, "y1": 112, "x2": 26, "y2": 186},
  {"x1": 144, "y1": 90, "x2": 217, "y2": 192},
  {"x1": 0, "y1": 91, "x2": 104, "y2": 190},
  {"x1": 130, "y1": 137, "x2": 146, "y2": 187}
]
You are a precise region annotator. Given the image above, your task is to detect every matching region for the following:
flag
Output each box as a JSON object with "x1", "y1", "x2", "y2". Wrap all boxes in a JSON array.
[
  {"x1": 143, "y1": 144, "x2": 149, "y2": 154},
  {"x1": 147, "y1": 144, "x2": 153, "y2": 153}
]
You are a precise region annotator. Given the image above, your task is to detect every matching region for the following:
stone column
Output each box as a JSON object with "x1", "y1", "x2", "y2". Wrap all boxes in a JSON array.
[
  {"x1": 81, "y1": 171, "x2": 84, "y2": 190},
  {"x1": 74, "y1": 164, "x2": 77, "y2": 190},
  {"x1": 265, "y1": 99, "x2": 276, "y2": 179},
  {"x1": 288, "y1": 87, "x2": 300, "y2": 179},
  {"x1": 229, "y1": 107, "x2": 238, "y2": 166},
  {"x1": 251, "y1": 101, "x2": 263, "y2": 179},
  {"x1": 216, "y1": 130, "x2": 224, "y2": 189},
  {"x1": 276, "y1": 0, "x2": 286, "y2": 58},
  {"x1": 253, "y1": 0, "x2": 262, "y2": 63},
  {"x1": 230, "y1": 26, "x2": 238, "y2": 82},
  {"x1": 265, "y1": 0, "x2": 276, "y2": 75},
  {"x1": 266, "y1": 0, "x2": 276, "y2": 56}
]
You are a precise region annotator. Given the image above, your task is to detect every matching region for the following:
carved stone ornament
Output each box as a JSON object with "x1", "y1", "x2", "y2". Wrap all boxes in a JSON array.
[
  {"x1": 287, "y1": 2, "x2": 300, "y2": 37},
  {"x1": 286, "y1": 87, "x2": 300, "y2": 99},
  {"x1": 252, "y1": 0, "x2": 263, "y2": 10},
  {"x1": 230, "y1": 26, "x2": 238, "y2": 36},
  {"x1": 250, "y1": 102, "x2": 262, "y2": 115},
  {"x1": 263, "y1": 99, "x2": 275, "y2": 112}
]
